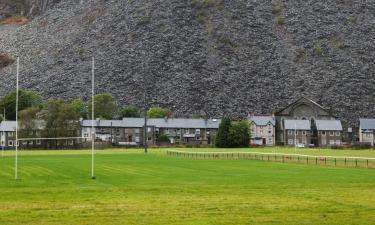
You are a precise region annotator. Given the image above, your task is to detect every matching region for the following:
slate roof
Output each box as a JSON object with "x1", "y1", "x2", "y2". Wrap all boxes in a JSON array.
[
  {"x1": 359, "y1": 118, "x2": 375, "y2": 130},
  {"x1": 284, "y1": 120, "x2": 310, "y2": 130},
  {"x1": 0, "y1": 121, "x2": 17, "y2": 132},
  {"x1": 148, "y1": 118, "x2": 221, "y2": 129},
  {"x1": 316, "y1": 120, "x2": 343, "y2": 131},
  {"x1": 81, "y1": 118, "x2": 221, "y2": 129},
  {"x1": 249, "y1": 116, "x2": 275, "y2": 126}
]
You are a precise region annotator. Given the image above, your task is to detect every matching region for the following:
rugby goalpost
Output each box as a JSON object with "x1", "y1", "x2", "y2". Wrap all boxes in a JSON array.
[{"x1": 14, "y1": 57, "x2": 96, "y2": 180}]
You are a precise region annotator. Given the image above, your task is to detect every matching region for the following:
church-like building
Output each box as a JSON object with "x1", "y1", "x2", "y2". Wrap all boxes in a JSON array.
[{"x1": 274, "y1": 97, "x2": 343, "y2": 147}]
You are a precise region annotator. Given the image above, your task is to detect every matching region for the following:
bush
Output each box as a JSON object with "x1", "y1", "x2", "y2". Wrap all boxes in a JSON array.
[
  {"x1": 147, "y1": 107, "x2": 171, "y2": 118},
  {"x1": 331, "y1": 145, "x2": 345, "y2": 150},
  {"x1": 192, "y1": 0, "x2": 224, "y2": 10},
  {"x1": 272, "y1": 4, "x2": 282, "y2": 15},
  {"x1": 276, "y1": 15, "x2": 285, "y2": 25},
  {"x1": 351, "y1": 143, "x2": 373, "y2": 150},
  {"x1": 157, "y1": 134, "x2": 170, "y2": 143},
  {"x1": 0, "y1": 54, "x2": 15, "y2": 68}
]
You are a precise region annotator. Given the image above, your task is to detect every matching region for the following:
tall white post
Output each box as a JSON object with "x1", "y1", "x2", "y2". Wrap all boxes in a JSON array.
[
  {"x1": 1, "y1": 108, "x2": 4, "y2": 157},
  {"x1": 91, "y1": 57, "x2": 95, "y2": 179},
  {"x1": 15, "y1": 57, "x2": 19, "y2": 180},
  {"x1": 294, "y1": 122, "x2": 297, "y2": 151}
]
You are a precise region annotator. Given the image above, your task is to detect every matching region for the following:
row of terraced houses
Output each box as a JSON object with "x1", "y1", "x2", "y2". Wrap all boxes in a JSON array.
[{"x1": 0, "y1": 97, "x2": 374, "y2": 148}]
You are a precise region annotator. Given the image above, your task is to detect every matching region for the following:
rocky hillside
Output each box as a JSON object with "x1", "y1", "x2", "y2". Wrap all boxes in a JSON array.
[{"x1": 0, "y1": 0, "x2": 374, "y2": 124}]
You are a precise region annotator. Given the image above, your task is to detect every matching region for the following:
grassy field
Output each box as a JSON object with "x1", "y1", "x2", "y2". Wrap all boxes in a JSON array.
[{"x1": 0, "y1": 149, "x2": 374, "y2": 224}]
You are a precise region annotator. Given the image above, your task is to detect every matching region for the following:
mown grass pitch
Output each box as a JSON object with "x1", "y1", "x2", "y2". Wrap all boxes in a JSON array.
[{"x1": 0, "y1": 149, "x2": 374, "y2": 225}]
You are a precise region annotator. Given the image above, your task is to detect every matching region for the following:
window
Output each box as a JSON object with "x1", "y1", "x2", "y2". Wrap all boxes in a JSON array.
[
  {"x1": 322, "y1": 131, "x2": 326, "y2": 135},
  {"x1": 268, "y1": 131, "x2": 272, "y2": 134},
  {"x1": 296, "y1": 131, "x2": 299, "y2": 135},
  {"x1": 8, "y1": 140, "x2": 13, "y2": 146},
  {"x1": 288, "y1": 130, "x2": 293, "y2": 135},
  {"x1": 302, "y1": 131, "x2": 306, "y2": 135},
  {"x1": 135, "y1": 129, "x2": 140, "y2": 134},
  {"x1": 322, "y1": 139, "x2": 326, "y2": 145},
  {"x1": 147, "y1": 127, "x2": 152, "y2": 132},
  {"x1": 185, "y1": 129, "x2": 190, "y2": 134},
  {"x1": 335, "y1": 131, "x2": 340, "y2": 136},
  {"x1": 84, "y1": 133, "x2": 89, "y2": 137},
  {"x1": 260, "y1": 130, "x2": 263, "y2": 134},
  {"x1": 288, "y1": 139, "x2": 293, "y2": 145},
  {"x1": 329, "y1": 131, "x2": 334, "y2": 136},
  {"x1": 36, "y1": 139, "x2": 41, "y2": 145},
  {"x1": 336, "y1": 140, "x2": 341, "y2": 145},
  {"x1": 8, "y1": 132, "x2": 13, "y2": 137},
  {"x1": 366, "y1": 133, "x2": 372, "y2": 138},
  {"x1": 147, "y1": 137, "x2": 152, "y2": 141},
  {"x1": 135, "y1": 137, "x2": 140, "y2": 142}
]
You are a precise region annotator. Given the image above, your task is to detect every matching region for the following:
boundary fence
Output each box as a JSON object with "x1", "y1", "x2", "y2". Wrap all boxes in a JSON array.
[{"x1": 166, "y1": 150, "x2": 375, "y2": 169}]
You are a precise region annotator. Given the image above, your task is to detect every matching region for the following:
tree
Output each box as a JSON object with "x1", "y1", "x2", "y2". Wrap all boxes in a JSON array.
[
  {"x1": 19, "y1": 106, "x2": 41, "y2": 140},
  {"x1": 120, "y1": 105, "x2": 140, "y2": 118},
  {"x1": 147, "y1": 107, "x2": 171, "y2": 118},
  {"x1": 215, "y1": 117, "x2": 232, "y2": 148},
  {"x1": 41, "y1": 100, "x2": 81, "y2": 148},
  {"x1": 228, "y1": 121, "x2": 250, "y2": 147},
  {"x1": 88, "y1": 93, "x2": 117, "y2": 119},
  {"x1": 70, "y1": 99, "x2": 88, "y2": 119},
  {"x1": 0, "y1": 89, "x2": 42, "y2": 120}
]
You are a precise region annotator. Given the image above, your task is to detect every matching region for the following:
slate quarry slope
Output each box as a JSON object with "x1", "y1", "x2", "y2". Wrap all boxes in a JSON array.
[{"x1": 0, "y1": 0, "x2": 374, "y2": 123}]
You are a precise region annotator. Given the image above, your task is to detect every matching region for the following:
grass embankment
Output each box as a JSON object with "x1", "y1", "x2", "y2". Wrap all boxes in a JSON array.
[{"x1": 0, "y1": 149, "x2": 374, "y2": 224}]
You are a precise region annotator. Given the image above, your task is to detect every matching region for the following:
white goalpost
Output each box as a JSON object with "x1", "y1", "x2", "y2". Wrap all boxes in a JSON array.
[{"x1": 14, "y1": 57, "x2": 96, "y2": 180}]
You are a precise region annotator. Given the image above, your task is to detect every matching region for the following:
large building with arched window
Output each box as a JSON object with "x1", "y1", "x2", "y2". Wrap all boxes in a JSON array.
[{"x1": 275, "y1": 97, "x2": 343, "y2": 147}]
